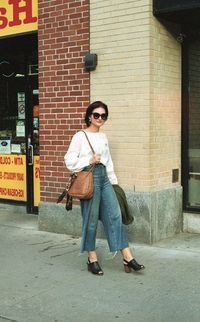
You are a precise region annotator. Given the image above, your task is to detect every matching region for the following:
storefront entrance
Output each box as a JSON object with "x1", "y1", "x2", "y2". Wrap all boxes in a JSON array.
[
  {"x1": 182, "y1": 33, "x2": 200, "y2": 212},
  {"x1": 0, "y1": 33, "x2": 39, "y2": 213}
]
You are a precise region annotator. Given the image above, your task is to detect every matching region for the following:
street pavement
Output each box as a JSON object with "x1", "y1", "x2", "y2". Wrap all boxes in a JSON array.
[{"x1": 0, "y1": 204, "x2": 200, "y2": 322}]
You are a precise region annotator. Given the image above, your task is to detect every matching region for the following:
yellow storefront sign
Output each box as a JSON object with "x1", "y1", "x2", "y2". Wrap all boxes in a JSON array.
[
  {"x1": 0, "y1": 154, "x2": 40, "y2": 205},
  {"x1": 34, "y1": 156, "x2": 40, "y2": 207},
  {"x1": 0, "y1": 0, "x2": 38, "y2": 38},
  {"x1": 0, "y1": 154, "x2": 27, "y2": 201}
]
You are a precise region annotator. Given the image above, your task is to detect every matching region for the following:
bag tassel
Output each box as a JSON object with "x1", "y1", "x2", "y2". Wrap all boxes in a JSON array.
[
  {"x1": 56, "y1": 189, "x2": 67, "y2": 203},
  {"x1": 57, "y1": 176, "x2": 73, "y2": 211},
  {"x1": 66, "y1": 194, "x2": 73, "y2": 211}
]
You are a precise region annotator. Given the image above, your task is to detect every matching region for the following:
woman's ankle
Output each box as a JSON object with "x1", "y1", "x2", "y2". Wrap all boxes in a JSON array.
[
  {"x1": 88, "y1": 251, "x2": 97, "y2": 263},
  {"x1": 121, "y1": 247, "x2": 134, "y2": 262}
]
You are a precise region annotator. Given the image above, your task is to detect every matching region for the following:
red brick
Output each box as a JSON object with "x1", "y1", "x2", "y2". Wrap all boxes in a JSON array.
[{"x1": 38, "y1": 0, "x2": 89, "y2": 202}]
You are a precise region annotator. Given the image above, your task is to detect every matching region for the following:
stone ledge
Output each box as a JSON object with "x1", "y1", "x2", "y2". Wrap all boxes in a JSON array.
[
  {"x1": 38, "y1": 186, "x2": 183, "y2": 244},
  {"x1": 183, "y1": 212, "x2": 200, "y2": 234}
]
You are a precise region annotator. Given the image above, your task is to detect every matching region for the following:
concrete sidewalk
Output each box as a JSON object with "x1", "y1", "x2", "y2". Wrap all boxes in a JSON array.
[{"x1": 0, "y1": 205, "x2": 200, "y2": 322}]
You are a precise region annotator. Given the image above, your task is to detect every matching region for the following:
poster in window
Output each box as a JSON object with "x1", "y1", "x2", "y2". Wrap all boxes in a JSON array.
[
  {"x1": 16, "y1": 120, "x2": 25, "y2": 137},
  {"x1": 0, "y1": 137, "x2": 11, "y2": 154},
  {"x1": 17, "y1": 92, "x2": 25, "y2": 119}
]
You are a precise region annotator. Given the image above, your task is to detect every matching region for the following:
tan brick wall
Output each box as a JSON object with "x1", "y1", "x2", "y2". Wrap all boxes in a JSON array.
[
  {"x1": 90, "y1": 0, "x2": 151, "y2": 191},
  {"x1": 150, "y1": 17, "x2": 181, "y2": 190},
  {"x1": 90, "y1": 0, "x2": 181, "y2": 192}
]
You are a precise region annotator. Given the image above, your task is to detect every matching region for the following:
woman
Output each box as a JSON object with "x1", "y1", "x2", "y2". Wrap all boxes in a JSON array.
[{"x1": 64, "y1": 101, "x2": 145, "y2": 275}]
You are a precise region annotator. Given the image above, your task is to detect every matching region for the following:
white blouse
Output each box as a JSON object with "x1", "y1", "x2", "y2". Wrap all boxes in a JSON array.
[{"x1": 64, "y1": 131, "x2": 118, "y2": 184}]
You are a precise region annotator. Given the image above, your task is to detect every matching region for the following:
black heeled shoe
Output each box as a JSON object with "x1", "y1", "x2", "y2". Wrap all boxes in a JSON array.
[
  {"x1": 123, "y1": 258, "x2": 145, "y2": 273},
  {"x1": 87, "y1": 258, "x2": 104, "y2": 276}
]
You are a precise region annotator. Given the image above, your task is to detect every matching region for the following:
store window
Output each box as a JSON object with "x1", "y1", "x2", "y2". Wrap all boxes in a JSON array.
[
  {"x1": 187, "y1": 38, "x2": 200, "y2": 209},
  {"x1": 0, "y1": 33, "x2": 39, "y2": 213}
]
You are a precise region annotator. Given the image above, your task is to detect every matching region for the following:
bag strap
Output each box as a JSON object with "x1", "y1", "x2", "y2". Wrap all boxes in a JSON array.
[{"x1": 82, "y1": 131, "x2": 95, "y2": 154}]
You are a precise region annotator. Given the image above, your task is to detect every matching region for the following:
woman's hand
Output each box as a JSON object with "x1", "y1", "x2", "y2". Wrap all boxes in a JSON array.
[{"x1": 89, "y1": 153, "x2": 101, "y2": 165}]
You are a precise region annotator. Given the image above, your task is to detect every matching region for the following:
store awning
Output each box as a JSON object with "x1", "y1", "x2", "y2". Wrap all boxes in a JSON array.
[{"x1": 153, "y1": 0, "x2": 200, "y2": 27}]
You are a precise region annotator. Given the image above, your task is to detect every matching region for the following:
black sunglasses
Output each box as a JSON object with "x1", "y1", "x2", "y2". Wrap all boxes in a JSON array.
[{"x1": 92, "y1": 112, "x2": 108, "y2": 121}]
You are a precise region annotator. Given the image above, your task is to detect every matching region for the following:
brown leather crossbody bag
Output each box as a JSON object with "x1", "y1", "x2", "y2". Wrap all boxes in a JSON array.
[
  {"x1": 57, "y1": 131, "x2": 95, "y2": 209},
  {"x1": 68, "y1": 131, "x2": 95, "y2": 199}
]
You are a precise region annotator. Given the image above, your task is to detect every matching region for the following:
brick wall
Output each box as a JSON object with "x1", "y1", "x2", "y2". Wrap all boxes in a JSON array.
[
  {"x1": 90, "y1": 0, "x2": 151, "y2": 191},
  {"x1": 90, "y1": 0, "x2": 181, "y2": 192},
  {"x1": 38, "y1": 0, "x2": 90, "y2": 202},
  {"x1": 150, "y1": 18, "x2": 181, "y2": 190},
  {"x1": 38, "y1": 0, "x2": 181, "y2": 203}
]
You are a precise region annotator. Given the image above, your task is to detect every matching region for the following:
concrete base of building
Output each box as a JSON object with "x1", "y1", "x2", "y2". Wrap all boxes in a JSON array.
[
  {"x1": 38, "y1": 186, "x2": 183, "y2": 244},
  {"x1": 183, "y1": 212, "x2": 200, "y2": 233},
  {"x1": 125, "y1": 185, "x2": 183, "y2": 243}
]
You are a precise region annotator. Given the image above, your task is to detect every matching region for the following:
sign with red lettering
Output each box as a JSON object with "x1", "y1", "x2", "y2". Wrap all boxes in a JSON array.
[
  {"x1": 34, "y1": 156, "x2": 40, "y2": 206},
  {"x1": 0, "y1": 154, "x2": 27, "y2": 201},
  {"x1": 0, "y1": 0, "x2": 38, "y2": 38}
]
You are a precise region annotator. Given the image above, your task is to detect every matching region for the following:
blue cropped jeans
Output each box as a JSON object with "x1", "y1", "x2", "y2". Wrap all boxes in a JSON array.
[{"x1": 80, "y1": 164, "x2": 129, "y2": 253}]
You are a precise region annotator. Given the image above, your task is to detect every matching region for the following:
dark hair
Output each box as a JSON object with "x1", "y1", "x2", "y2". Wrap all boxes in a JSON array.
[{"x1": 85, "y1": 101, "x2": 108, "y2": 127}]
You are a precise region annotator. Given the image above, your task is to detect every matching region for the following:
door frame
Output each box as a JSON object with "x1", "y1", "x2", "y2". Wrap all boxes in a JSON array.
[{"x1": 25, "y1": 74, "x2": 39, "y2": 214}]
